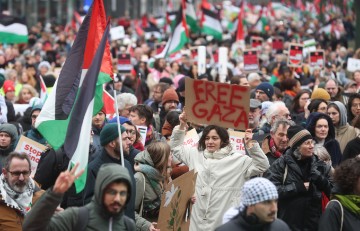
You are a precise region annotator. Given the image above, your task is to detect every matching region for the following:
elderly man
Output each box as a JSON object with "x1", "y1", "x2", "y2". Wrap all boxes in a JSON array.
[
  {"x1": 325, "y1": 79, "x2": 344, "y2": 104},
  {"x1": 218, "y1": 177, "x2": 290, "y2": 230},
  {"x1": 0, "y1": 152, "x2": 43, "y2": 230},
  {"x1": 262, "y1": 118, "x2": 294, "y2": 165},
  {"x1": 23, "y1": 163, "x2": 135, "y2": 230}
]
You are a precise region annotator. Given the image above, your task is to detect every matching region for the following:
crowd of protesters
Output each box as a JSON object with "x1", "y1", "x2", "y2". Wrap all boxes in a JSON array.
[{"x1": 0, "y1": 2, "x2": 360, "y2": 231}]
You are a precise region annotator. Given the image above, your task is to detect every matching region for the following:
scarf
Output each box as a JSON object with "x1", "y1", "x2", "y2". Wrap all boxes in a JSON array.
[
  {"x1": 0, "y1": 174, "x2": 35, "y2": 215},
  {"x1": 333, "y1": 194, "x2": 360, "y2": 216},
  {"x1": 203, "y1": 145, "x2": 233, "y2": 160},
  {"x1": 284, "y1": 90, "x2": 297, "y2": 97},
  {"x1": 269, "y1": 138, "x2": 283, "y2": 158},
  {"x1": 161, "y1": 120, "x2": 173, "y2": 138}
]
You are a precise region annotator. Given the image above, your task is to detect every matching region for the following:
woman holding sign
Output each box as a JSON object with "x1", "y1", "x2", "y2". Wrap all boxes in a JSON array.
[{"x1": 170, "y1": 111, "x2": 269, "y2": 231}]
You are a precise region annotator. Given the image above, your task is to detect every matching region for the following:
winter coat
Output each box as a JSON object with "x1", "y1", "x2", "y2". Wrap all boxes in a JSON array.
[
  {"x1": 0, "y1": 123, "x2": 19, "y2": 169},
  {"x1": 318, "y1": 199, "x2": 360, "y2": 231},
  {"x1": 342, "y1": 136, "x2": 360, "y2": 160},
  {"x1": 24, "y1": 128, "x2": 47, "y2": 145},
  {"x1": 23, "y1": 164, "x2": 136, "y2": 231},
  {"x1": 305, "y1": 112, "x2": 342, "y2": 166},
  {"x1": 215, "y1": 212, "x2": 291, "y2": 231},
  {"x1": 170, "y1": 126, "x2": 270, "y2": 231},
  {"x1": 261, "y1": 135, "x2": 282, "y2": 166},
  {"x1": 264, "y1": 150, "x2": 333, "y2": 231},
  {"x1": 0, "y1": 186, "x2": 43, "y2": 231}
]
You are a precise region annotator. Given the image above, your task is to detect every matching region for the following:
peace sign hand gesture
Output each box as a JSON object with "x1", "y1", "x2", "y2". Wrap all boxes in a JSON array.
[{"x1": 53, "y1": 163, "x2": 84, "y2": 194}]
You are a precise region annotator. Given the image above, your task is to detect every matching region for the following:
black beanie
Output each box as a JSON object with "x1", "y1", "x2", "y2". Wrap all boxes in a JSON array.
[
  {"x1": 100, "y1": 123, "x2": 126, "y2": 146},
  {"x1": 287, "y1": 125, "x2": 312, "y2": 150}
]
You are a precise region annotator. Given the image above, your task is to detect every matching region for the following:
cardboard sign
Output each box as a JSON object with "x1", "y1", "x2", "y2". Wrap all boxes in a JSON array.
[
  {"x1": 250, "y1": 36, "x2": 264, "y2": 50},
  {"x1": 117, "y1": 53, "x2": 131, "y2": 73},
  {"x1": 185, "y1": 78, "x2": 250, "y2": 130},
  {"x1": 287, "y1": 43, "x2": 304, "y2": 67},
  {"x1": 272, "y1": 36, "x2": 284, "y2": 51},
  {"x1": 309, "y1": 50, "x2": 325, "y2": 68},
  {"x1": 15, "y1": 135, "x2": 48, "y2": 177},
  {"x1": 157, "y1": 170, "x2": 197, "y2": 231},
  {"x1": 136, "y1": 125, "x2": 147, "y2": 147},
  {"x1": 182, "y1": 129, "x2": 199, "y2": 148},
  {"x1": 197, "y1": 46, "x2": 206, "y2": 75},
  {"x1": 110, "y1": 26, "x2": 125, "y2": 41},
  {"x1": 228, "y1": 130, "x2": 245, "y2": 153},
  {"x1": 243, "y1": 49, "x2": 259, "y2": 72},
  {"x1": 347, "y1": 58, "x2": 360, "y2": 72}
]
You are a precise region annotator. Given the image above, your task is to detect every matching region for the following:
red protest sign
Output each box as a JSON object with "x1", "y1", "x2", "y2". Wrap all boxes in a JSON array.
[
  {"x1": 117, "y1": 53, "x2": 131, "y2": 73},
  {"x1": 309, "y1": 50, "x2": 325, "y2": 69},
  {"x1": 251, "y1": 36, "x2": 264, "y2": 50},
  {"x1": 272, "y1": 36, "x2": 284, "y2": 51},
  {"x1": 287, "y1": 43, "x2": 304, "y2": 67},
  {"x1": 243, "y1": 49, "x2": 259, "y2": 73},
  {"x1": 185, "y1": 78, "x2": 250, "y2": 130}
]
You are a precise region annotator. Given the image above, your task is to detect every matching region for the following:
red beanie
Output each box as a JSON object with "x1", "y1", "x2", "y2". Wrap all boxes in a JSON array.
[
  {"x1": 3, "y1": 80, "x2": 15, "y2": 94},
  {"x1": 162, "y1": 88, "x2": 179, "y2": 105}
]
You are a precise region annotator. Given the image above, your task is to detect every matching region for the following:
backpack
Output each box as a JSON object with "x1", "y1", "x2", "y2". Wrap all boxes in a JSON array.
[{"x1": 75, "y1": 206, "x2": 135, "y2": 231}]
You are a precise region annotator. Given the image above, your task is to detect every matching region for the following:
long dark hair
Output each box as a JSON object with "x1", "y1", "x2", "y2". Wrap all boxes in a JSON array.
[
  {"x1": 347, "y1": 93, "x2": 360, "y2": 122},
  {"x1": 292, "y1": 89, "x2": 311, "y2": 113},
  {"x1": 198, "y1": 125, "x2": 230, "y2": 151}
]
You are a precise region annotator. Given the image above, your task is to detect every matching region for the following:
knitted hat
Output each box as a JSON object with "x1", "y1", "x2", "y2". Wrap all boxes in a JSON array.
[
  {"x1": 239, "y1": 177, "x2": 278, "y2": 212},
  {"x1": 100, "y1": 123, "x2": 126, "y2": 146},
  {"x1": 162, "y1": 88, "x2": 179, "y2": 105},
  {"x1": 311, "y1": 88, "x2": 330, "y2": 101},
  {"x1": 0, "y1": 123, "x2": 18, "y2": 141},
  {"x1": 255, "y1": 82, "x2": 274, "y2": 99},
  {"x1": 287, "y1": 125, "x2": 312, "y2": 150},
  {"x1": 3, "y1": 80, "x2": 15, "y2": 94}
]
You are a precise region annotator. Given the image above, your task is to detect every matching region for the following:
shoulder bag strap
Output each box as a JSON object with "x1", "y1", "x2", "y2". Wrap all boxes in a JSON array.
[
  {"x1": 326, "y1": 199, "x2": 344, "y2": 231},
  {"x1": 75, "y1": 206, "x2": 89, "y2": 231},
  {"x1": 139, "y1": 172, "x2": 146, "y2": 216}
]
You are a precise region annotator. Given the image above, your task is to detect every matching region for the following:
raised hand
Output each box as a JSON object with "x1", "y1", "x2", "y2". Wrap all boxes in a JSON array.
[
  {"x1": 179, "y1": 110, "x2": 188, "y2": 130},
  {"x1": 53, "y1": 163, "x2": 84, "y2": 194}
]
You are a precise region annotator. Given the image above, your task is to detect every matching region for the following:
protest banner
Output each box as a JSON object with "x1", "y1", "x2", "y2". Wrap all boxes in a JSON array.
[
  {"x1": 309, "y1": 50, "x2": 325, "y2": 69},
  {"x1": 243, "y1": 49, "x2": 259, "y2": 73},
  {"x1": 136, "y1": 125, "x2": 147, "y2": 147},
  {"x1": 228, "y1": 130, "x2": 245, "y2": 153},
  {"x1": 347, "y1": 58, "x2": 360, "y2": 72},
  {"x1": 287, "y1": 43, "x2": 304, "y2": 67},
  {"x1": 183, "y1": 128, "x2": 199, "y2": 148},
  {"x1": 272, "y1": 36, "x2": 284, "y2": 51},
  {"x1": 157, "y1": 170, "x2": 197, "y2": 231},
  {"x1": 15, "y1": 135, "x2": 48, "y2": 177},
  {"x1": 197, "y1": 46, "x2": 206, "y2": 75},
  {"x1": 110, "y1": 26, "x2": 125, "y2": 41},
  {"x1": 185, "y1": 78, "x2": 250, "y2": 130},
  {"x1": 250, "y1": 36, "x2": 264, "y2": 50},
  {"x1": 117, "y1": 53, "x2": 131, "y2": 74}
]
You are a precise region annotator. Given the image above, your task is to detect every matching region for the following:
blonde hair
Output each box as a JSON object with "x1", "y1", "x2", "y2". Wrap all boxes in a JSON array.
[
  {"x1": 147, "y1": 142, "x2": 171, "y2": 177},
  {"x1": 16, "y1": 84, "x2": 38, "y2": 103}
]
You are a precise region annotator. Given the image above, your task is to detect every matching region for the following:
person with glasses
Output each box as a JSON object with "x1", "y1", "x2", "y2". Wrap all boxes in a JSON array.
[
  {"x1": 264, "y1": 125, "x2": 333, "y2": 231},
  {"x1": 0, "y1": 152, "x2": 44, "y2": 230},
  {"x1": 23, "y1": 103, "x2": 47, "y2": 145},
  {"x1": 23, "y1": 163, "x2": 136, "y2": 230},
  {"x1": 0, "y1": 123, "x2": 18, "y2": 169}
]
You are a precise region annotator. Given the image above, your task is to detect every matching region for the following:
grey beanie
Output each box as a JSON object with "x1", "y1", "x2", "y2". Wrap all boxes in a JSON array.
[{"x1": 0, "y1": 123, "x2": 18, "y2": 141}]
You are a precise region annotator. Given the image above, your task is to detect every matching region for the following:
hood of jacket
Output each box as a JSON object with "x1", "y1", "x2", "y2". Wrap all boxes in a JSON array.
[
  {"x1": 93, "y1": 163, "x2": 132, "y2": 218},
  {"x1": 329, "y1": 101, "x2": 347, "y2": 127},
  {"x1": 306, "y1": 112, "x2": 336, "y2": 140},
  {"x1": 0, "y1": 123, "x2": 18, "y2": 151}
]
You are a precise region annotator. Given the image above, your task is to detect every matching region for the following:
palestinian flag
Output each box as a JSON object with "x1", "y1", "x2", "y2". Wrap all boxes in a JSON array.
[
  {"x1": 38, "y1": 75, "x2": 48, "y2": 104},
  {"x1": 236, "y1": 1, "x2": 245, "y2": 42},
  {"x1": 159, "y1": 4, "x2": 189, "y2": 57},
  {"x1": 183, "y1": 0, "x2": 199, "y2": 33},
  {"x1": 200, "y1": 6, "x2": 223, "y2": 40},
  {"x1": 0, "y1": 15, "x2": 28, "y2": 44}
]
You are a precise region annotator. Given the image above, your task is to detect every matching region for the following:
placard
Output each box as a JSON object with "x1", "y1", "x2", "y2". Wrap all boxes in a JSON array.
[
  {"x1": 228, "y1": 130, "x2": 245, "y2": 153},
  {"x1": 287, "y1": 43, "x2": 304, "y2": 67},
  {"x1": 347, "y1": 58, "x2": 360, "y2": 72},
  {"x1": 136, "y1": 125, "x2": 147, "y2": 147},
  {"x1": 182, "y1": 128, "x2": 199, "y2": 148},
  {"x1": 272, "y1": 36, "x2": 284, "y2": 51},
  {"x1": 185, "y1": 78, "x2": 250, "y2": 130},
  {"x1": 110, "y1": 26, "x2": 125, "y2": 41},
  {"x1": 197, "y1": 46, "x2": 206, "y2": 75},
  {"x1": 117, "y1": 53, "x2": 131, "y2": 73},
  {"x1": 250, "y1": 36, "x2": 264, "y2": 50},
  {"x1": 243, "y1": 49, "x2": 259, "y2": 73},
  {"x1": 309, "y1": 50, "x2": 325, "y2": 69},
  {"x1": 15, "y1": 135, "x2": 48, "y2": 177},
  {"x1": 157, "y1": 170, "x2": 197, "y2": 231}
]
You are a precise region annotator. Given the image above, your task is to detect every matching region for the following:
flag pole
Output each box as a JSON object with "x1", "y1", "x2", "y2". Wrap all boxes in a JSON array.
[{"x1": 113, "y1": 73, "x2": 125, "y2": 167}]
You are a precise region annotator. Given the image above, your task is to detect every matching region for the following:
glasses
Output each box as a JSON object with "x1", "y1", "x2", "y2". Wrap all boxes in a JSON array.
[
  {"x1": 8, "y1": 170, "x2": 31, "y2": 177},
  {"x1": 126, "y1": 129, "x2": 136, "y2": 135},
  {"x1": 106, "y1": 189, "x2": 127, "y2": 198},
  {"x1": 303, "y1": 140, "x2": 315, "y2": 146},
  {"x1": 31, "y1": 115, "x2": 38, "y2": 119}
]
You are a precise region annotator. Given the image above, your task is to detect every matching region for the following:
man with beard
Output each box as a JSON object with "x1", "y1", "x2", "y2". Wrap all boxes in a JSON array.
[
  {"x1": 23, "y1": 163, "x2": 136, "y2": 230},
  {"x1": 261, "y1": 118, "x2": 294, "y2": 165},
  {"x1": 0, "y1": 152, "x2": 43, "y2": 230},
  {"x1": 91, "y1": 110, "x2": 106, "y2": 160},
  {"x1": 218, "y1": 177, "x2": 290, "y2": 231},
  {"x1": 248, "y1": 99, "x2": 261, "y2": 132},
  {"x1": 83, "y1": 123, "x2": 136, "y2": 220},
  {"x1": 155, "y1": 88, "x2": 179, "y2": 132}
]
